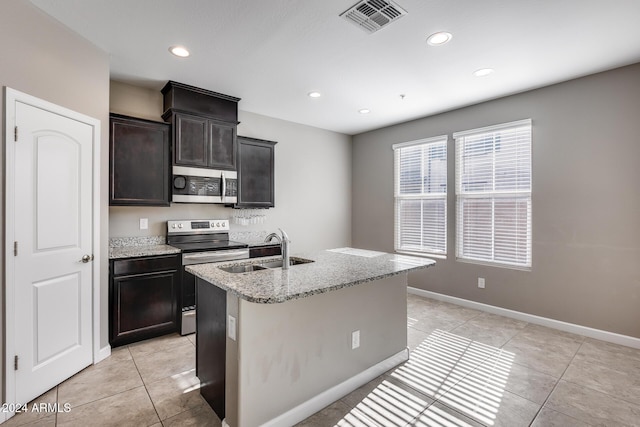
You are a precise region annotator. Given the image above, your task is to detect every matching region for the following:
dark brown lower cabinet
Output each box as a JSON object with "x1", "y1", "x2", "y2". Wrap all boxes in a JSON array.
[{"x1": 110, "y1": 254, "x2": 180, "y2": 347}]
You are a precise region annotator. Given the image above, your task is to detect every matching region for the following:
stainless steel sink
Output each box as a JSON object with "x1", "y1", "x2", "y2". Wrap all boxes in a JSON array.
[
  {"x1": 260, "y1": 257, "x2": 314, "y2": 269},
  {"x1": 219, "y1": 257, "x2": 314, "y2": 273},
  {"x1": 219, "y1": 264, "x2": 268, "y2": 273}
]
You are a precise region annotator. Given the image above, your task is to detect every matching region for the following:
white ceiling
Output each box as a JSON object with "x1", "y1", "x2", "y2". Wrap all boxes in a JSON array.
[{"x1": 30, "y1": 0, "x2": 640, "y2": 135}]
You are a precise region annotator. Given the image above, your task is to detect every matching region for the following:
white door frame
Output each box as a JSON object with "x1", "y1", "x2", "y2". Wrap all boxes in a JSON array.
[{"x1": 3, "y1": 87, "x2": 103, "y2": 415}]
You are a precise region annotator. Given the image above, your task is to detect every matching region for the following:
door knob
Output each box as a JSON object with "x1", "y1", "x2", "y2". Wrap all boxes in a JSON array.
[{"x1": 81, "y1": 254, "x2": 94, "y2": 263}]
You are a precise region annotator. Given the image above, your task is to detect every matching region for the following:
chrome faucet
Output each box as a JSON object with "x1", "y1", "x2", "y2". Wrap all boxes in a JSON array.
[{"x1": 264, "y1": 228, "x2": 291, "y2": 269}]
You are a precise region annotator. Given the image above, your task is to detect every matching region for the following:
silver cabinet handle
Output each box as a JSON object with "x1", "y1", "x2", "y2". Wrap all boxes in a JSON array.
[{"x1": 80, "y1": 254, "x2": 94, "y2": 263}]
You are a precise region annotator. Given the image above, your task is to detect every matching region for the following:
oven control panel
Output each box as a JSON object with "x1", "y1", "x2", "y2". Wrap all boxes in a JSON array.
[{"x1": 167, "y1": 219, "x2": 230, "y2": 233}]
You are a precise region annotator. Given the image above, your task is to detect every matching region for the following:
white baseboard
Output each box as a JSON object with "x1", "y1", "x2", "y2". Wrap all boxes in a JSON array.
[
  {"x1": 408, "y1": 287, "x2": 640, "y2": 349},
  {"x1": 261, "y1": 348, "x2": 410, "y2": 427},
  {"x1": 95, "y1": 345, "x2": 111, "y2": 364}
]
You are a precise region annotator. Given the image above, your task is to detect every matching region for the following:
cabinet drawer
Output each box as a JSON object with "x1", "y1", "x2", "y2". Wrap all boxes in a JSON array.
[{"x1": 113, "y1": 254, "x2": 180, "y2": 276}]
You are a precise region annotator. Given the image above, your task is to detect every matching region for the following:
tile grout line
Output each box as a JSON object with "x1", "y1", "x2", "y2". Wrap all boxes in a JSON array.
[
  {"x1": 526, "y1": 339, "x2": 587, "y2": 427},
  {"x1": 559, "y1": 362, "x2": 640, "y2": 409},
  {"x1": 54, "y1": 352, "x2": 146, "y2": 418},
  {"x1": 405, "y1": 335, "x2": 503, "y2": 425},
  {"x1": 55, "y1": 386, "x2": 58, "y2": 427},
  {"x1": 411, "y1": 299, "x2": 566, "y2": 426},
  {"x1": 412, "y1": 297, "x2": 593, "y2": 426},
  {"x1": 128, "y1": 344, "x2": 164, "y2": 426},
  {"x1": 407, "y1": 296, "x2": 507, "y2": 425}
]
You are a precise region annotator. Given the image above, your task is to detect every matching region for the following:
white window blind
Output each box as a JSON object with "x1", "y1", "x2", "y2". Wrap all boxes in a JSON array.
[
  {"x1": 454, "y1": 119, "x2": 532, "y2": 268},
  {"x1": 393, "y1": 136, "x2": 448, "y2": 255}
]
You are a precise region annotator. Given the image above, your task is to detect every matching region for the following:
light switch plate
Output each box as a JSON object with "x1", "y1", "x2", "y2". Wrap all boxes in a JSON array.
[
  {"x1": 228, "y1": 315, "x2": 237, "y2": 341},
  {"x1": 351, "y1": 330, "x2": 360, "y2": 349},
  {"x1": 139, "y1": 218, "x2": 148, "y2": 230}
]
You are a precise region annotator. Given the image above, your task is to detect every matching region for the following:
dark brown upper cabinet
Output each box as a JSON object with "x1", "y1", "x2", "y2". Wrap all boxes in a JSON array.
[
  {"x1": 162, "y1": 81, "x2": 240, "y2": 171},
  {"x1": 169, "y1": 112, "x2": 237, "y2": 170},
  {"x1": 174, "y1": 113, "x2": 207, "y2": 167},
  {"x1": 109, "y1": 114, "x2": 171, "y2": 206},
  {"x1": 235, "y1": 136, "x2": 277, "y2": 208}
]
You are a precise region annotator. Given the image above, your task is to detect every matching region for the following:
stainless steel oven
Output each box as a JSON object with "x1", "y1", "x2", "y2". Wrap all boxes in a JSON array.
[{"x1": 167, "y1": 219, "x2": 248, "y2": 335}]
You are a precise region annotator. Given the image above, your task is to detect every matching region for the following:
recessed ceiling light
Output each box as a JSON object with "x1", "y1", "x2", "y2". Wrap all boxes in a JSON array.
[
  {"x1": 359, "y1": 109, "x2": 371, "y2": 114},
  {"x1": 427, "y1": 32, "x2": 452, "y2": 46},
  {"x1": 169, "y1": 45, "x2": 190, "y2": 58},
  {"x1": 473, "y1": 68, "x2": 494, "y2": 77},
  {"x1": 308, "y1": 91, "x2": 322, "y2": 98}
]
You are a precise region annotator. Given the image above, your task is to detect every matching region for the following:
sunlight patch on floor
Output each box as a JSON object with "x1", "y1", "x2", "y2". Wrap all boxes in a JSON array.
[{"x1": 330, "y1": 329, "x2": 515, "y2": 426}]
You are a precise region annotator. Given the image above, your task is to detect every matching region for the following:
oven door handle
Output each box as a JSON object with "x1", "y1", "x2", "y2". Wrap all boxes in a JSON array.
[
  {"x1": 183, "y1": 249, "x2": 250, "y2": 265},
  {"x1": 184, "y1": 250, "x2": 248, "y2": 260}
]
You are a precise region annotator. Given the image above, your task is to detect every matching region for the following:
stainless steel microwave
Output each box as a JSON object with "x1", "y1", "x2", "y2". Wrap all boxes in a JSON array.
[{"x1": 172, "y1": 166, "x2": 237, "y2": 204}]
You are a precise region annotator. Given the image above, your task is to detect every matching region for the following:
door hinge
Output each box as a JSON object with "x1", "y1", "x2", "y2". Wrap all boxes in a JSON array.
[
  {"x1": 14, "y1": 126, "x2": 18, "y2": 142},
  {"x1": 14, "y1": 241, "x2": 18, "y2": 256},
  {"x1": 14, "y1": 355, "x2": 18, "y2": 371}
]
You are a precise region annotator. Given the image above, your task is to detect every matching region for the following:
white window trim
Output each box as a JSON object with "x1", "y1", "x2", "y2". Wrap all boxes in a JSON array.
[
  {"x1": 452, "y1": 118, "x2": 532, "y2": 139},
  {"x1": 392, "y1": 135, "x2": 448, "y2": 150},
  {"x1": 454, "y1": 119, "x2": 532, "y2": 269},
  {"x1": 393, "y1": 135, "x2": 448, "y2": 257}
]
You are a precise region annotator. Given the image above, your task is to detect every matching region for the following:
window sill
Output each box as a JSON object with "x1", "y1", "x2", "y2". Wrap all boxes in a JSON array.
[
  {"x1": 455, "y1": 257, "x2": 531, "y2": 272},
  {"x1": 396, "y1": 250, "x2": 446, "y2": 260}
]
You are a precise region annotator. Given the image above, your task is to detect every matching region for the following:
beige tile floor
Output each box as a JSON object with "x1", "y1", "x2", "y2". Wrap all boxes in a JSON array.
[{"x1": 6, "y1": 294, "x2": 640, "y2": 426}]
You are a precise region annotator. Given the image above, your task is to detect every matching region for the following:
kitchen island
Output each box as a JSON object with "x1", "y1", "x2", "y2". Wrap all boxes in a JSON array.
[{"x1": 187, "y1": 248, "x2": 435, "y2": 427}]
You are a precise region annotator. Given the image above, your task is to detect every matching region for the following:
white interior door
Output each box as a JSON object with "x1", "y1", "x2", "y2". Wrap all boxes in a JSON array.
[{"x1": 11, "y1": 99, "x2": 94, "y2": 404}]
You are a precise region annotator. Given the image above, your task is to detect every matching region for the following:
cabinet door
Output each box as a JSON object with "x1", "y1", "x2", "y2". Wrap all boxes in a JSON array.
[
  {"x1": 110, "y1": 255, "x2": 180, "y2": 347},
  {"x1": 110, "y1": 114, "x2": 170, "y2": 206},
  {"x1": 236, "y1": 136, "x2": 277, "y2": 208},
  {"x1": 208, "y1": 119, "x2": 236, "y2": 170},
  {"x1": 175, "y1": 113, "x2": 208, "y2": 167}
]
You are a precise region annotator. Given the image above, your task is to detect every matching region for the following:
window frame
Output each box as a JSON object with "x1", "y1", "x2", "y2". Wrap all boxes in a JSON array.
[
  {"x1": 454, "y1": 119, "x2": 532, "y2": 270},
  {"x1": 393, "y1": 135, "x2": 448, "y2": 258}
]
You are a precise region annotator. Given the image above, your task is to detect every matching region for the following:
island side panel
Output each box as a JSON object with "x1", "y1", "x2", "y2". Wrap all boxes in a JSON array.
[
  {"x1": 196, "y1": 278, "x2": 227, "y2": 420},
  {"x1": 225, "y1": 292, "x2": 240, "y2": 427},
  {"x1": 236, "y1": 274, "x2": 408, "y2": 427}
]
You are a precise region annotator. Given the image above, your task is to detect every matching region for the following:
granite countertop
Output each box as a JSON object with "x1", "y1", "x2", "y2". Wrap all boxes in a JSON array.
[
  {"x1": 186, "y1": 248, "x2": 436, "y2": 304},
  {"x1": 108, "y1": 232, "x2": 280, "y2": 260},
  {"x1": 109, "y1": 235, "x2": 180, "y2": 259},
  {"x1": 109, "y1": 244, "x2": 181, "y2": 260}
]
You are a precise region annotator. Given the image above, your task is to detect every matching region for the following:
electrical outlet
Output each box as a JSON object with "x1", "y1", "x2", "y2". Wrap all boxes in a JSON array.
[
  {"x1": 139, "y1": 218, "x2": 148, "y2": 230},
  {"x1": 351, "y1": 330, "x2": 360, "y2": 349},
  {"x1": 478, "y1": 278, "x2": 485, "y2": 289},
  {"x1": 228, "y1": 315, "x2": 237, "y2": 341}
]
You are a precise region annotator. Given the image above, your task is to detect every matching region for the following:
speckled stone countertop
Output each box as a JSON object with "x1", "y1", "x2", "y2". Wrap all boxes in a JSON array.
[
  {"x1": 186, "y1": 249, "x2": 436, "y2": 304},
  {"x1": 108, "y1": 232, "x2": 279, "y2": 260},
  {"x1": 109, "y1": 245, "x2": 181, "y2": 259},
  {"x1": 108, "y1": 236, "x2": 181, "y2": 259}
]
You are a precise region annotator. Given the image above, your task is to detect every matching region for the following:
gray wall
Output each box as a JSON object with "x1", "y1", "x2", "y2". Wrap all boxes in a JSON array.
[
  {"x1": 109, "y1": 81, "x2": 352, "y2": 252},
  {"x1": 1, "y1": 0, "x2": 110, "y2": 401},
  {"x1": 353, "y1": 63, "x2": 640, "y2": 338},
  {"x1": 233, "y1": 274, "x2": 407, "y2": 426}
]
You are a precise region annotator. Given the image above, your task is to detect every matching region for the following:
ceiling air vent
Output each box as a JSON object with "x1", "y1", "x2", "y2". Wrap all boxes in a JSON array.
[{"x1": 340, "y1": 0, "x2": 407, "y2": 34}]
